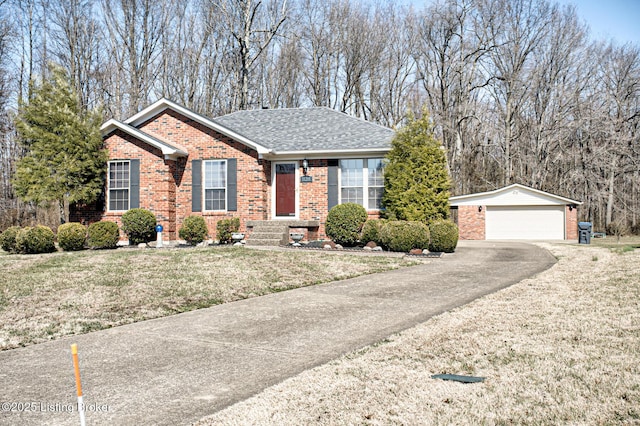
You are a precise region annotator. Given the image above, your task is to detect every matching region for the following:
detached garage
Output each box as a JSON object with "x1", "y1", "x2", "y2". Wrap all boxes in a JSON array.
[{"x1": 450, "y1": 184, "x2": 581, "y2": 241}]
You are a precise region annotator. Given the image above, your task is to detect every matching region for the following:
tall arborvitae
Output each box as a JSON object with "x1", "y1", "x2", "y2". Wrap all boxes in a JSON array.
[
  {"x1": 13, "y1": 65, "x2": 107, "y2": 223},
  {"x1": 382, "y1": 110, "x2": 451, "y2": 223}
]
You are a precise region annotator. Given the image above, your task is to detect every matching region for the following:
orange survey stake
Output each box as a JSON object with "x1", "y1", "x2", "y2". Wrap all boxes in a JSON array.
[
  {"x1": 71, "y1": 344, "x2": 86, "y2": 426},
  {"x1": 71, "y1": 344, "x2": 83, "y2": 397}
]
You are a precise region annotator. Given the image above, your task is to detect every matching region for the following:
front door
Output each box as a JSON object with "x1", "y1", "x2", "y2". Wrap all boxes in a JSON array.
[{"x1": 275, "y1": 163, "x2": 297, "y2": 217}]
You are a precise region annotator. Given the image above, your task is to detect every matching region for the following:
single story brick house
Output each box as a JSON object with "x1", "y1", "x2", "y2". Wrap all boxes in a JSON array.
[
  {"x1": 72, "y1": 99, "x2": 393, "y2": 243},
  {"x1": 449, "y1": 184, "x2": 581, "y2": 240}
]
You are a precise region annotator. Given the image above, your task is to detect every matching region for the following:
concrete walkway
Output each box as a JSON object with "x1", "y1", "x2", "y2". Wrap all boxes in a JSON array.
[{"x1": 0, "y1": 241, "x2": 556, "y2": 426}]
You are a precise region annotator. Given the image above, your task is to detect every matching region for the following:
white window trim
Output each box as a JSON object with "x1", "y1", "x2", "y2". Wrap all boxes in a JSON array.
[
  {"x1": 107, "y1": 160, "x2": 130, "y2": 212},
  {"x1": 339, "y1": 158, "x2": 384, "y2": 211},
  {"x1": 367, "y1": 158, "x2": 385, "y2": 210},
  {"x1": 203, "y1": 159, "x2": 228, "y2": 212}
]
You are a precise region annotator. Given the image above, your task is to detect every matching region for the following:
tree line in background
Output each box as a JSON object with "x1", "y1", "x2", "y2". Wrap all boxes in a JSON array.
[{"x1": 0, "y1": 0, "x2": 638, "y2": 233}]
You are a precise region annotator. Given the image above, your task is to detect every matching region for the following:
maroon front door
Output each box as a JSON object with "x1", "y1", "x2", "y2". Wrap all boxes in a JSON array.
[{"x1": 275, "y1": 163, "x2": 296, "y2": 217}]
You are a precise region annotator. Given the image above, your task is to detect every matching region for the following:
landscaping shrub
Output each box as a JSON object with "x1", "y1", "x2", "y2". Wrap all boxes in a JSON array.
[
  {"x1": 428, "y1": 219, "x2": 459, "y2": 253},
  {"x1": 15, "y1": 225, "x2": 56, "y2": 254},
  {"x1": 57, "y1": 222, "x2": 87, "y2": 251},
  {"x1": 379, "y1": 220, "x2": 430, "y2": 253},
  {"x1": 87, "y1": 221, "x2": 120, "y2": 249},
  {"x1": 217, "y1": 217, "x2": 240, "y2": 244},
  {"x1": 325, "y1": 203, "x2": 368, "y2": 246},
  {"x1": 180, "y1": 215, "x2": 209, "y2": 245},
  {"x1": 0, "y1": 226, "x2": 21, "y2": 253},
  {"x1": 360, "y1": 219, "x2": 387, "y2": 246},
  {"x1": 121, "y1": 208, "x2": 156, "y2": 245}
]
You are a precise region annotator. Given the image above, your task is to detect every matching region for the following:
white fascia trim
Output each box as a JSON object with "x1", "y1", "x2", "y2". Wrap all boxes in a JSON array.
[
  {"x1": 123, "y1": 98, "x2": 272, "y2": 156},
  {"x1": 262, "y1": 148, "x2": 390, "y2": 161},
  {"x1": 101, "y1": 119, "x2": 188, "y2": 159},
  {"x1": 449, "y1": 183, "x2": 582, "y2": 205}
]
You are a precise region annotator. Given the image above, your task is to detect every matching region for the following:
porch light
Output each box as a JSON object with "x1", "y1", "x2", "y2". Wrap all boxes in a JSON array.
[
  {"x1": 478, "y1": 206, "x2": 483, "y2": 212},
  {"x1": 302, "y1": 159, "x2": 309, "y2": 175}
]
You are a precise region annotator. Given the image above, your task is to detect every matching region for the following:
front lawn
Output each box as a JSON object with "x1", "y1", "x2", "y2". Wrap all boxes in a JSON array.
[{"x1": 0, "y1": 246, "x2": 418, "y2": 350}]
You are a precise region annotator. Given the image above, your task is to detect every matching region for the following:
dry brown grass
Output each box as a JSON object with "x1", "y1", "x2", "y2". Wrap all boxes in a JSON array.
[
  {"x1": 196, "y1": 244, "x2": 640, "y2": 425},
  {"x1": 0, "y1": 246, "x2": 417, "y2": 351}
]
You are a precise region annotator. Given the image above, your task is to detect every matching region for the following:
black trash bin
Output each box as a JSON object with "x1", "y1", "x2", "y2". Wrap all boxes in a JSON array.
[{"x1": 578, "y1": 222, "x2": 592, "y2": 244}]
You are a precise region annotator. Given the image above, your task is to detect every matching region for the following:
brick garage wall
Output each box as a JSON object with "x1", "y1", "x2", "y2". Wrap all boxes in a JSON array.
[
  {"x1": 458, "y1": 205, "x2": 485, "y2": 240},
  {"x1": 565, "y1": 205, "x2": 578, "y2": 240}
]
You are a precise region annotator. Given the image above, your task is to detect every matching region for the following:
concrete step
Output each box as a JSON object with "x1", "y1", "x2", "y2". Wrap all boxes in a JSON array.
[
  {"x1": 253, "y1": 225, "x2": 288, "y2": 233},
  {"x1": 249, "y1": 231, "x2": 288, "y2": 240},
  {"x1": 245, "y1": 238, "x2": 286, "y2": 247},
  {"x1": 245, "y1": 219, "x2": 319, "y2": 247},
  {"x1": 246, "y1": 230, "x2": 289, "y2": 246}
]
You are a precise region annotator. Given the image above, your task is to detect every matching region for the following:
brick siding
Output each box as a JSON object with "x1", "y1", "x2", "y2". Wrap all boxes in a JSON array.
[
  {"x1": 73, "y1": 110, "x2": 378, "y2": 241},
  {"x1": 457, "y1": 205, "x2": 485, "y2": 240},
  {"x1": 565, "y1": 205, "x2": 578, "y2": 240}
]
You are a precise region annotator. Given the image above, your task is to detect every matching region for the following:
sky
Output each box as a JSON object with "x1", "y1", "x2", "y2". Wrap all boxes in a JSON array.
[
  {"x1": 555, "y1": 0, "x2": 640, "y2": 44},
  {"x1": 406, "y1": 0, "x2": 640, "y2": 45}
]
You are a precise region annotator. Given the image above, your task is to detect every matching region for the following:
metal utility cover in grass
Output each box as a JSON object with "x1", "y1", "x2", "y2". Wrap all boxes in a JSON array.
[{"x1": 431, "y1": 374, "x2": 485, "y2": 383}]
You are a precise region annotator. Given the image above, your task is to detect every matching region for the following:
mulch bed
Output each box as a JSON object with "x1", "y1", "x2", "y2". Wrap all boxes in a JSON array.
[{"x1": 283, "y1": 242, "x2": 444, "y2": 258}]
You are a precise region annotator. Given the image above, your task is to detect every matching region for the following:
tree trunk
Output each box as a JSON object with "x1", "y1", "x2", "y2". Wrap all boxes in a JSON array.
[
  {"x1": 60, "y1": 194, "x2": 70, "y2": 224},
  {"x1": 605, "y1": 157, "x2": 616, "y2": 227}
]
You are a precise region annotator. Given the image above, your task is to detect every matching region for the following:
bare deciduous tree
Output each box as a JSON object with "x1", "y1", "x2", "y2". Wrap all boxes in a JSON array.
[
  {"x1": 213, "y1": 0, "x2": 288, "y2": 110},
  {"x1": 102, "y1": 0, "x2": 176, "y2": 117}
]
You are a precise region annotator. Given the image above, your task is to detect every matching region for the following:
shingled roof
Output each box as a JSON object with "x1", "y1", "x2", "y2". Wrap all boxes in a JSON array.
[{"x1": 212, "y1": 107, "x2": 394, "y2": 154}]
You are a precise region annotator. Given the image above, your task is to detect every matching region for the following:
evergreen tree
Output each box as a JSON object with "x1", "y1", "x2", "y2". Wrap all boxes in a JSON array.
[
  {"x1": 13, "y1": 65, "x2": 107, "y2": 223},
  {"x1": 382, "y1": 110, "x2": 451, "y2": 222}
]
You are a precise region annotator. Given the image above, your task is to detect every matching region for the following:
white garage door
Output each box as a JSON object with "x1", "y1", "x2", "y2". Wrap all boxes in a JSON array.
[{"x1": 485, "y1": 206, "x2": 565, "y2": 240}]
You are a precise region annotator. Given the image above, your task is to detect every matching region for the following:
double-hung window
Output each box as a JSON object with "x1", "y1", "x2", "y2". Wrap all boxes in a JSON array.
[
  {"x1": 204, "y1": 160, "x2": 227, "y2": 211},
  {"x1": 339, "y1": 158, "x2": 384, "y2": 210},
  {"x1": 367, "y1": 158, "x2": 384, "y2": 209},
  {"x1": 108, "y1": 161, "x2": 130, "y2": 211},
  {"x1": 340, "y1": 159, "x2": 364, "y2": 205}
]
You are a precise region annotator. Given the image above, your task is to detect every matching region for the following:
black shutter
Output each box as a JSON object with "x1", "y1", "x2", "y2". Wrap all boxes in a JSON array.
[
  {"x1": 328, "y1": 159, "x2": 339, "y2": 210},
  {"x1": 130, "y1": 159, "x2": 140, "y2": 209},
  {"x1": 192, "y1": 160, "x2": 202, "y2": 212},
  {"x1": 227, "y1": 158, "x2": 237, "y2": 211}
]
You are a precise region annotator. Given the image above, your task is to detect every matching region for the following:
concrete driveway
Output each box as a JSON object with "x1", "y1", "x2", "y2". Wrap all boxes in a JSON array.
[{"x1": 0, "y1": 241, "x2": 556, "y2": 426}]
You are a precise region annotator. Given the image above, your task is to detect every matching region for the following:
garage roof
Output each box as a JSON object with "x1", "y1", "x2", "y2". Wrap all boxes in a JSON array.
[{"x1": 449, "y1": 184, "x2": 582, "y2": 206}]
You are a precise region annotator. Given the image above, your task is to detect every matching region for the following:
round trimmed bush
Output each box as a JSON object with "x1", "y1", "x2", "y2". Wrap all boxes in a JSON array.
[
  {"x1": 360, "y1": 219, "x2": 386, "y2": 246},
  {"x1": 325, "y1": 203, "x2": 368, "y2": 246},
  {"x1": 57, "y1": 222, "x2": 87, "y2": 251},
  {"x1": 180, "y1": 215, "x2": 208, "y2": 245},
  {"x1": 380, "y1": 220, "x2": 430, "y2": 253},
  {"x1": 87, "y1": 221, "x2": 120, "y2": 249},
  {"x1": 0, "y1": 226, "x2": 21, "y2": 253},
  {"x1": 121, "y1": 208, "x2": 156, "y2": 245},
  {"x1": 15, "y1": 225, "x2": 56, "y2": 254},
  {"x1": 216, "y1": 217, "x2": 240, "y2": 244},
  {"x1": 428, "y1": 219, "x2": 459, "y2": 253}
]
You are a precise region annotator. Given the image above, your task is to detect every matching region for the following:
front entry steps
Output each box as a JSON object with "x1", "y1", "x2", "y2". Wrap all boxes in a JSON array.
[{"x1": 245, "y1": 220, "x2": 320, "y2": 247}]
